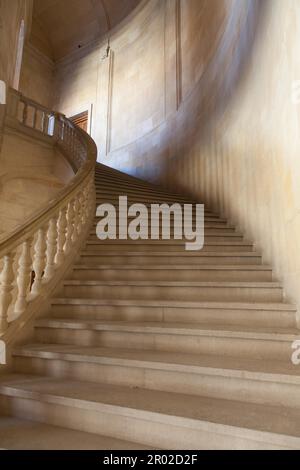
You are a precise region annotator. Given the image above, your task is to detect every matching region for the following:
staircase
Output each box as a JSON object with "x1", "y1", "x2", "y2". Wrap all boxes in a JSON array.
[{"x1": 0, "y1": 162, "x2": 300, "y2": 450}]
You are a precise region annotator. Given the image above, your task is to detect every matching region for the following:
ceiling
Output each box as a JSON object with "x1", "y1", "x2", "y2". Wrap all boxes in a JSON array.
[{"x1": 31, "y1": 0, "x2": 142, "y2": 61}]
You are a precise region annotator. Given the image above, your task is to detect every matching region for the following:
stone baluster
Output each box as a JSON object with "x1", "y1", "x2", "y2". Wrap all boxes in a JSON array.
[
  {"x1": 43, "y1": 113, "x2": 49, "y2": 134},
  {"x1": 44, "y1": 217, "x2": 58, "y2": 281},
  {"x1": 32, "y1": 227, "x2": 47, "y2": 296},
  {"x1": 6, "y1": 91, "x2": 19, "y2": 120},
  {"x1": 78, "y1": 191, "x2": 85, "y2": 232},
  {"x1": 0, "y1": 252, "x2": 16, "y2": 331},
  {"x1": 55, "y1": 207, "x2": 68, "y2": 265},
  {"x1": 82, "y1": 186, "x2": 89, "y2": 226},
  {"x1": 22, "y1": 102, "x2": 28, "y2": 125},
  {"x1": 66, "y1": 200, "x2": 75, "y2": 251},
  {"x1": 33, "y1": 107, "x2": 38, "y2": 130},
  {"x1": 15, "y1": 237, "x2": 34, "y2": 314},
  {"x1": 73, "y1": 196, "x2": 81, "y2": 238}
]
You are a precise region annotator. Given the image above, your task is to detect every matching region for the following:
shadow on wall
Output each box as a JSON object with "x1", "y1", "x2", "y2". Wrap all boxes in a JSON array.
[
  {"x1": 165, "y1": 0, "x2": 271, "y2": 197},
  {"x1": 105, "y1": 0, "x2": 270, "y2": 197}
]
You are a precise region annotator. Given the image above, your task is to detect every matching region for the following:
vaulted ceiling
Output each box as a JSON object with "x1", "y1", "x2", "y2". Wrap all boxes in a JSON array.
[{"x1": 31, "y1": 0, "x2": 142, "y2": 61}]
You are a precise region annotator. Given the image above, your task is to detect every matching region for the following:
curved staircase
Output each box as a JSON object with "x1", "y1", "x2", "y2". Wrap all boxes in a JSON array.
[{"x1": 0, "y1": 161, "x2": 300, "y2": 449}]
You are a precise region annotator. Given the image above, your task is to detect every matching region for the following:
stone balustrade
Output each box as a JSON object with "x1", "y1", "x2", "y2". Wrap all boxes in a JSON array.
[{"x1": 0, "y1": 89, "x2": 96, "y2": 337}]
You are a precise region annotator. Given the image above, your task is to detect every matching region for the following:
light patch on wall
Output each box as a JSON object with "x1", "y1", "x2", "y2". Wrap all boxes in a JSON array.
[
  {"x1": 0, "y1": 80, "x2": 6, "y2": 104},
  {"x1": 0, "y1": 340, "x2": 6, "y2": 365}
]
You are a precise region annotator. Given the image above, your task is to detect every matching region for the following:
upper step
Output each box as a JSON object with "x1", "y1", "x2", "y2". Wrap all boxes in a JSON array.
[
  {"x1": 60, "y1": 280, "x2": 283, "y2": 302},
  {"x1": 68, "y1": 264, "x2": 273, "y2": 282},
  {"x1": 49, "y1": 299, "x2": 297, "y2": 329},
  {"x1": 78, "y1": 250, "x2": 262, "y2": 265},
  {"x1": 83, "y1": 240, "x2": 254, "y2": 253}
]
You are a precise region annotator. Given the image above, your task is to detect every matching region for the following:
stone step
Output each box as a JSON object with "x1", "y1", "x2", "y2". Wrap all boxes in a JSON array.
[
  {"x1": 88, "y1": 233, "x2": 244, "y2": 243},
  {"x1": 34, "y1": 319, "x2": 298, "y2": 361},
  {"x1": 95, "y1": 187, "x2": 198, "y2": 200},
  {"x1": 68, "y1": 265, "x2": 272, "y2": 282},
  {"x1": 11, "y1": 346, "x2": 300, "y2": 409},
  {"x1": 78, "y1": 251, "x2": 262, "y2": 266},
  {"x1": 93, "y1": 213, "x2": 225, "y2": 223},
  {"x1": 94, "y1": 182, "x2": 195, "y2": 200},
  {"x1": 0, "y1": 375, "x2": 300, "y2": 449},
  {"x1": 60, "y1": 280, "x2": 282, "y2": 303},
  {"x1": 95, "y1": 194, "x2": 199, "y2": 205},
  {"x1": 83, "y1": 241, "x2": 253, "y2": 253},
  {"x1": 0, "y1": 416, "x2": 148, "y2": 450},
  {"x1": 92, "y1": 220, "x2": 233, "y2": 230},
  {"x1": 49, "y1": 299, "x2": 297, "y2": 329},
  {"x1": 94, "y1": 176, "x2": 188, "y2": 195},
  {"x1": 91, "y1": 227, "x2": 237, "y2": 234}
]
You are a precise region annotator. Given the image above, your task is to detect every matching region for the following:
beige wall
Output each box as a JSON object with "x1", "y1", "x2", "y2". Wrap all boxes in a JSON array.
[
  {"x1": 0, "y1": 128, "x2": 74, "y2": 237},
  {"x1": 0, "y1": 0, "x2": 32, "y2": 86},
  {"x1": 53, "y1": 0, "x2": 300, "y2": 315},
  {"x1": 19, "y1": 44, "x2": 55, "y2": 108},
  {"x1": 54, "y1": 0, "x2": 248, "y2": 163}
]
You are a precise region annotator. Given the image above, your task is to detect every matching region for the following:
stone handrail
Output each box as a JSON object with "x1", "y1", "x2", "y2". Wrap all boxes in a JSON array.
[{"x1": 0, "y1": 89, "x2": 97, "y2": 340}]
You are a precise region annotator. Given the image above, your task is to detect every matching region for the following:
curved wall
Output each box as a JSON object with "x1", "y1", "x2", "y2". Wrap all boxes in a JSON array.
[
  {"x1": 55, "y1": 0, "x2": 249, "y2": 164},
  {"x1": 55, "y1": 0, "x2": 300, "y2": 315}
]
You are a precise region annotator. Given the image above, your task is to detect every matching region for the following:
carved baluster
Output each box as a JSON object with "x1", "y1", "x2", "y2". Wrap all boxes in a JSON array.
[
  {"x1": 43, "y1": 113, "x2": 49, "y2": 134},
  {"x1": 15, "y1": 237, "x2": 34, "y2": 314},
  {"x1": 73, "y1": 197, "x2": 80, "y2": 239},
  {"x1": 82, "y1": 186, "x2": 89, "y2": 226},
  {"x1": 75, "y1": 191, "x2": 83, "y2": 235},
  {"x1": 22, "y1": 102, "x2": 28, "y2": 125},
  {"x1": 33, "y1": 108, "x2": 38, "y2": 130},
  {"x1": 88, "y1": 179, "x2": 95, "y2": 215},
  {"x1": 0, "y1": 252, "x2": 16, "y2": 331},
  {"x1": 55, "y1": 207, "x2": 68, "y2": 264},
  {"x1": 61, "y1": 120, "x2": 65, "y2": 141},
  {"x1": 32, "y1": 227, "x2": 47, "y2": 296},
  {"x1": 44, "y1": 217, "x2": 58, "y2": 281},
  {"x1": 66, "y1": 125, "x2": 70, "y2": 149},
  {"x1": 65, "y1": 200, "x2": 75, "y2": 252}
]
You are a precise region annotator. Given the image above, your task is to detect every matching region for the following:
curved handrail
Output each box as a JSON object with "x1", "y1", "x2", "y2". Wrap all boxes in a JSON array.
[{"x1": 0, "y1": 89, "x2": 97, "y2": 336}]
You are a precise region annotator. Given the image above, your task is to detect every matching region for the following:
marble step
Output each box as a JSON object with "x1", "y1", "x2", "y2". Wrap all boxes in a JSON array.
[
  {"x1": 0, "y1": 416, "x2": 148, "y2": 450},
  {"x1": 60, "y1": 280, "x2": 283, "y2": 302},
  {"x1": 11, "y1": 346, "x2": 300, "y2": 408},
  {"x1": 78, "y1": 251, "x2": 262, "y2": 266},
  {"x1": 49, "y1": 299, "x2": 297, "y2": 329},
  {"x1": 83, "y1": 240, "x2": 254, "y2": 253},
  {"x1": 34, "y1": 319, "x2": 298, "y2": 361},
  {"x1": 68, "y1": 264, "x2": 272, "y2": 282},
  {"x1": 88, "y1": 233, "x2": 244, "y2": 243},
  {"x1": 1, "y1": 375, "x2": 300, "y2": 449}
]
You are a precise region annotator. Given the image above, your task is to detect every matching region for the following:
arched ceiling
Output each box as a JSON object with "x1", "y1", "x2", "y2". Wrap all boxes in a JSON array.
[{"x1": 31, "y1": 0, "x2": 142, "y2": 61}]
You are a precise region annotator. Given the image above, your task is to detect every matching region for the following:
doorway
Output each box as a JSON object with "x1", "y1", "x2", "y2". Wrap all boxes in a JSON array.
[{"x1": 69, "y1": 110, "x2": 89, "y2": 133}]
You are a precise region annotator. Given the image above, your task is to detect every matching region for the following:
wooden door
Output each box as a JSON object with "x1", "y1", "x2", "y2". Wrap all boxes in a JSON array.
[{"x1": 70, "y1": 111, "x2": 88, "y2": 133}]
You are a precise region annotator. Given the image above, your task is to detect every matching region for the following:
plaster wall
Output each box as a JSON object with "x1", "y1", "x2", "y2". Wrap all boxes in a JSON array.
[
  {"x1": 19, "y1": 44, "x2": 55, "y2": 108},
  {"x1": 0, "y1": 129, "x2": 74, "y2": 237},
  {"x1": 0, "y1": 0, "x2": 32, "y2": 86}
]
